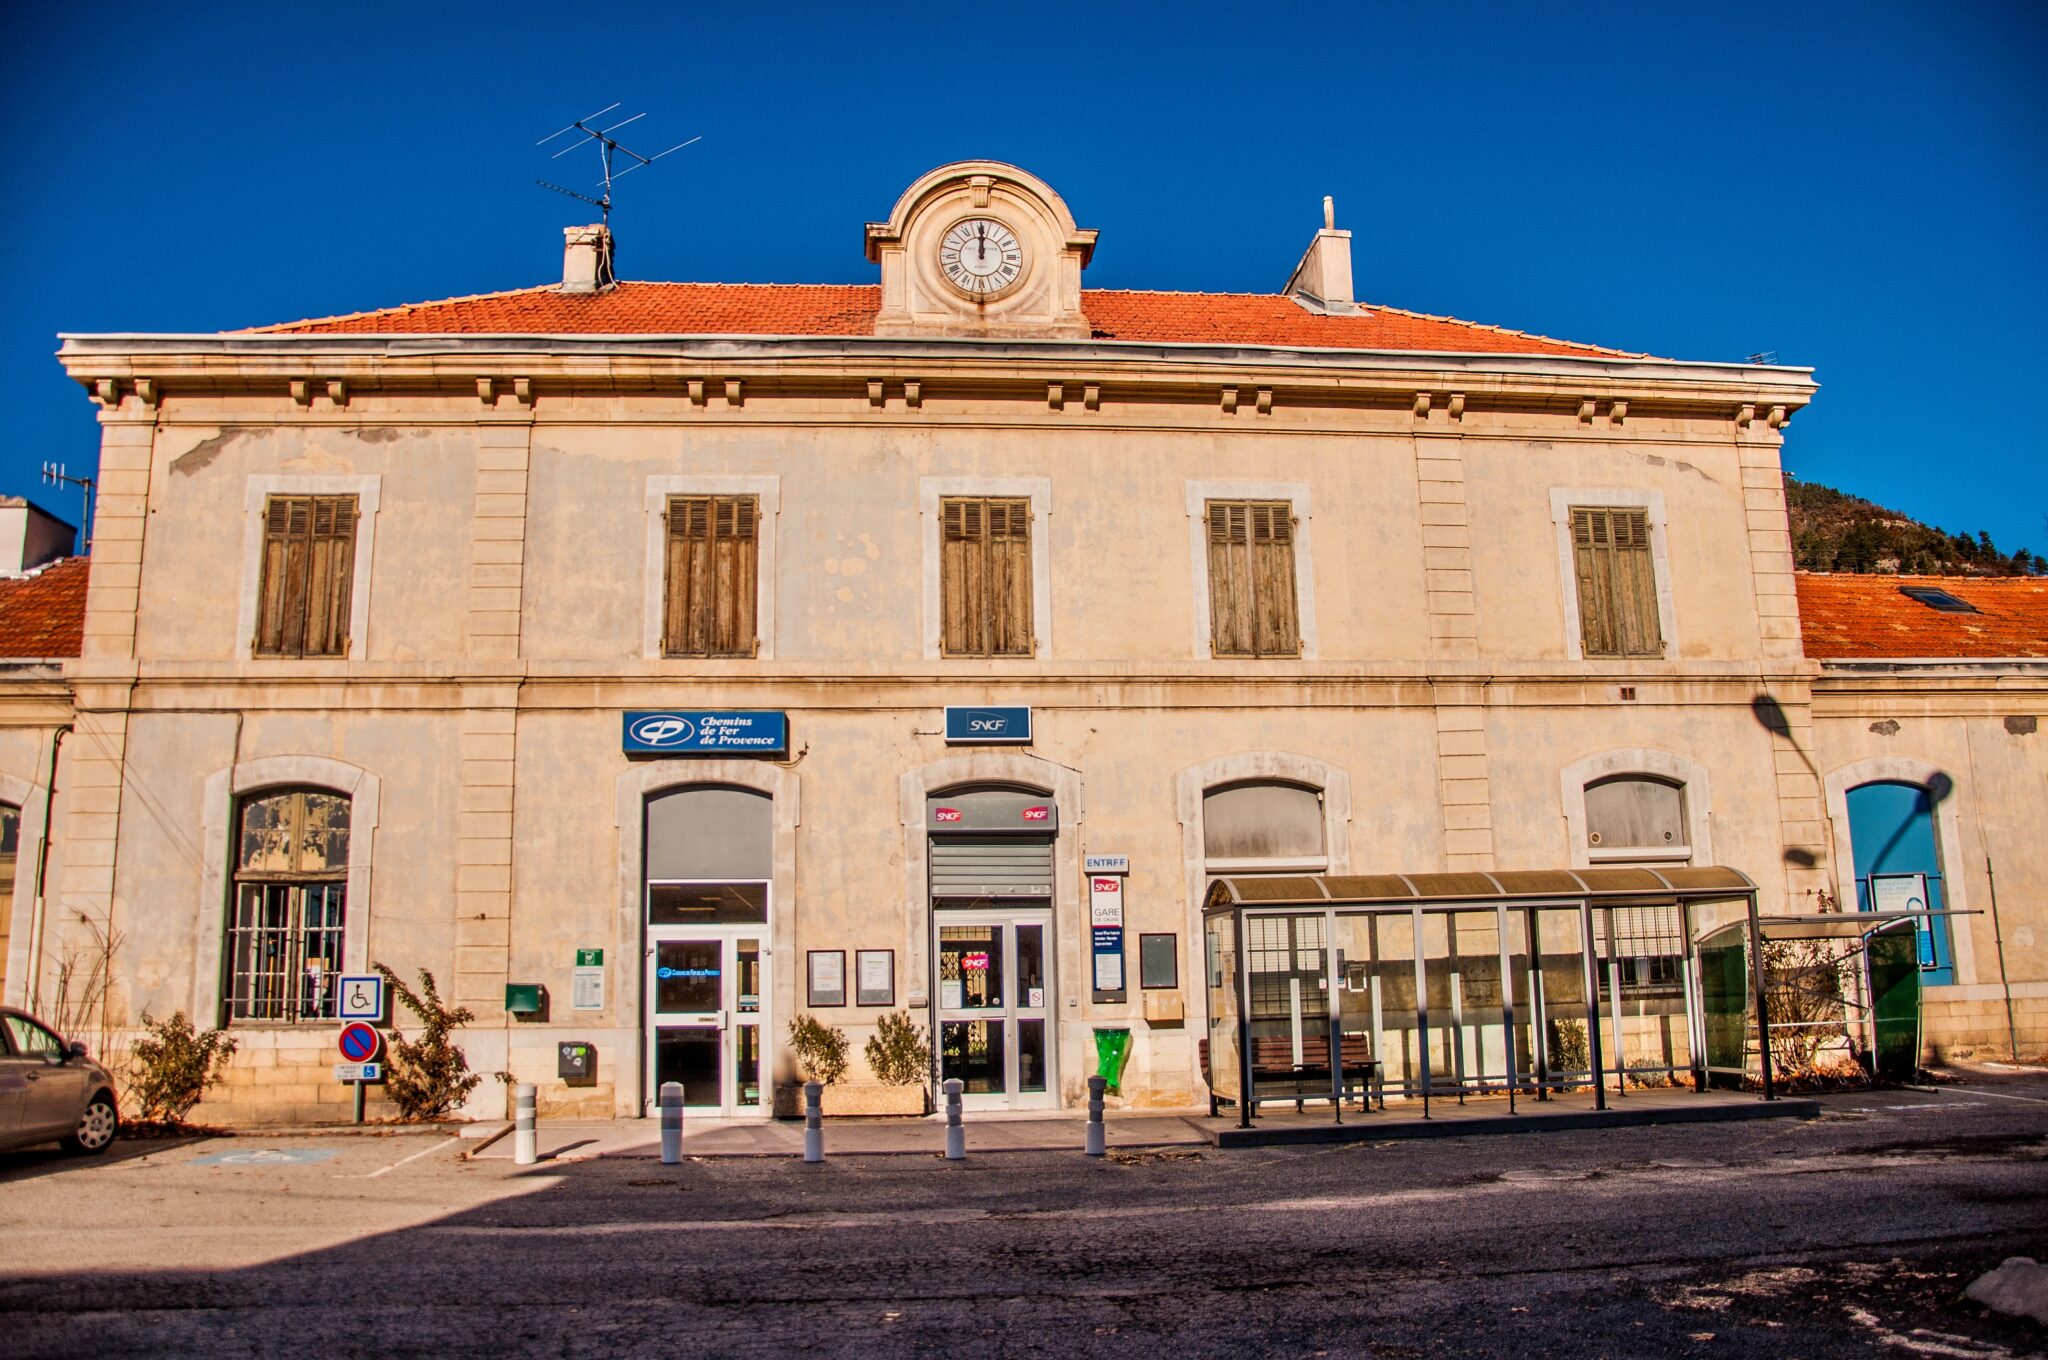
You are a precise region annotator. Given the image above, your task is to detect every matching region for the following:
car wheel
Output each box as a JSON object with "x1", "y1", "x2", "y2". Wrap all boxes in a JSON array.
[{"x1": 62, "y1": 1093, "x2": 119, "y2": 1154}]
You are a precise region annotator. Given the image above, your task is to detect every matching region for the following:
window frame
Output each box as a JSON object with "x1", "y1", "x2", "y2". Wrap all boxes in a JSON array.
[
  {"x1": 1548, "y1": 488, "x2": 1675, "y2": 662},
  {"x1": 238, "y1": 476, "x2": 380, "y2": 662},
  {"x1": 1185, "y1": 480, "x2": 1317, "y2": 660},
  {"x1": 937, "y1": 494, "x2": 1036, "y2": 658},
  {"x1": 659, "y1": 492, "x2": 763, "y2": 658},
  {"x1": 643, "y1": 476, "x2": 780, "y2": 661},
  {"x1": 920, "y1": 477, "x2": 1052, "y2": 660},
  {"x1": 223, "y1": 786, "x2": 353, "y2": 1026}
]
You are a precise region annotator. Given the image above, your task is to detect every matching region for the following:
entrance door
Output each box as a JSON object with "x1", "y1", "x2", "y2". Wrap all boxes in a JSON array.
[
  {"x1": 645, "y1": 933, "x2": 766, "y2": 1116},
  {"x1": 935, "y1": 911, "x2": 1054, "y2": 1109}
]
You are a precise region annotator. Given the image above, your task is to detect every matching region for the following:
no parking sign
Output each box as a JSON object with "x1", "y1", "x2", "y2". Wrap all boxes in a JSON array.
[{"x1": 337, "y1": 1022, "x2": 382, "y2": 1063}]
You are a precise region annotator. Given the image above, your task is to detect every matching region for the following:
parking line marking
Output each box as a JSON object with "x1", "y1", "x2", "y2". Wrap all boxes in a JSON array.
[
  {"x1": 1940, "y1": 1086, "x2": 2048, "y2": 1106},
  {"x1": 367, "y1": 1137, "x2": 462, "y2": 1178}
]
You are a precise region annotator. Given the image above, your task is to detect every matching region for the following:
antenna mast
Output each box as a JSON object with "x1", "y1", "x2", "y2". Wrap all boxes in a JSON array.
[
  {"x1": 41, "y1": 462, "x2": 94, "y2": 555},
  {"x1": 535, "y1": 103, "x2": 699, "y2": 230}
]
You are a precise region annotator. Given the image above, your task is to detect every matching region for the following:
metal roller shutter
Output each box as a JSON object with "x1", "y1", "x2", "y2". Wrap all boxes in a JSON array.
[{"x1": 930, "y1": 834, "x2": 1055, "y2": 899}]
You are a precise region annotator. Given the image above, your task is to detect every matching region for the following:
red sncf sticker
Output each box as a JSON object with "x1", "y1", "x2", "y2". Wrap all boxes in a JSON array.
[
  {"x1": 933, "y1": 807, "x2": 962, "y2": 822},
  {"x1": 1021, "y1": 806, "x2": 1049, "y2": 821}
]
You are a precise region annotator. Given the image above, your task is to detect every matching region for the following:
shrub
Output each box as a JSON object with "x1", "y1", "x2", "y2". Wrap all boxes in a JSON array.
[
  {"x1": 1761, "y1": 938, "x2": 1853, "y2": 1074},
  {"x1": 787, "y1": 1013, "x2": 849, "y2": 1085},
  {"x1": 126, "y1": 1011, "x2": 237, "y2": 1123},
  {"x1": 864, "y1": 1011, "x2": 931, "y2": 1086},
  {"x1": 374, "y1": 964, "x2": 482, "y2": 1120},
  {"x1": 1546, "y1": 1018, "x2": 1589, "y2": 1073}
]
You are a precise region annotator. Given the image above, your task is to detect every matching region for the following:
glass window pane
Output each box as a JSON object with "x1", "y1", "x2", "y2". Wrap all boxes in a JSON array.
[
  {"x1": 656, "y1": 1027, "x2": 722, "y2": 1107},
  {"x1": 655, "y1": 940, "x2": 723, "y2": 1013},
  {"x1": 1015, "y1": 924, "x2": 1044, "y2": 1003},
  {"x1": 238, "y1": 792, "x2": 297, "y2": 873},
  {"x1": 298, "y1": 792, "x2": 351, "y2": 872},
  {"x1": 1203, "y1": 782, "x2": 1324, "y2": 861},
  {"x1": 0, "y1": 802, "x2": 20, "y2": 856},
  {"x1": 736, "y1": 939, "x2": 761, "y2": 1014},
  {"x1": 1018, "y1": 1018, "x2": 1047, "y2": 1093},
  {"x1": 645, "y1": 787, "x2": 773, "y2": 881},
  {"x1": 1585, "y1": 777, "x2": 1686, "y2": 853},
  {"x1": 648, "y1": 882, "x2": 769, "y2": 925},
  {"x1": 940, "y1": 1019, "x2": 1005, "y2": 1095},
  {"x1": 938, "y1": 925, "x2": 1003, "y2": 1010}
]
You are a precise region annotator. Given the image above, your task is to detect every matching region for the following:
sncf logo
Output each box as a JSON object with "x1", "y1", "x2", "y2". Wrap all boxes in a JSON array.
[
  {"x1": 933, "y1": 807, "x2": 963, "y2": 823},
  {"x1": 628, "y1": 714, "x2": 696, "y2": 747},
  {"x1": 1021, "y1": 806, "x2": 1050, "y2": 821}
]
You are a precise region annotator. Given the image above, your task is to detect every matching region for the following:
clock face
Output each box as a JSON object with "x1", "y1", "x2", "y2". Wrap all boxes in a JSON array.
[{"x1": 939, "y1": 217, "x2": 1024, "y2": 296}]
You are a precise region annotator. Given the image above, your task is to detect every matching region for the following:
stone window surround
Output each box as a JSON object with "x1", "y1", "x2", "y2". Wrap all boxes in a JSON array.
[
  {"x1": 642, "y1": 475, "x2": 782, "y2": 661},
  {"x1": 0, "y1": 763, "x2": 54, "y2": 1009},
  {"x1": 195, "y1": 756, "x2": 381, "y2": 1024},
  {"x1": 1548, "y1": 487, "x2": 1677, "y2": 662},
  {"x1": 1173, "y1": 751, "x2": 1354, "y2": 1070},
  {"x1": 614, "y1": 760, "x2": 799, "y2": 1111},
  {"x1": 236, "y1": 475, "x2": 382, "y2": 661},
  {"x1": 918, "y1": 477, "x2": 1053, "y2": 661},
  {"x1": 1184, "y1": 480, "x2": 1320, "y2": 661},
  {"x1": 1823, "y1": 755, "x2": 1977, "y2": 988},
  {"x1": 1558, "y1": 748, "x2": 1715, "y2": 868}
]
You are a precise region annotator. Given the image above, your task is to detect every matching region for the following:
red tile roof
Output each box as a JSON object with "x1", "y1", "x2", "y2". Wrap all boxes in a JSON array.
[
  {"x1": 0, "y1": 557, "x2": 88, "y2": 658},
  {"x1": 244, "y1": 282, "x2": 1638, "y2": 357},
  {"x1": 1797, "y1": 573, "x2": 2048, "y2": 660}
]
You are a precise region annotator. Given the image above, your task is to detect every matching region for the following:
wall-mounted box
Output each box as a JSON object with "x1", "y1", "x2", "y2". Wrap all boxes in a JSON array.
[
  {"x1": 1143, "y1": 991, "x2": 1185, "y2": 1025},
  {"x1": 558, "y1": 1042, "x2": 596, "y2": 1084},
  {"x1": 506, "y1": 983, "x2": 546, "y2": 1017}
]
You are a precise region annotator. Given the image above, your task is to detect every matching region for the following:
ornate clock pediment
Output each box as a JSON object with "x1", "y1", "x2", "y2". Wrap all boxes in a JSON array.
[{"x1": 865, "y1": 161, "x2": 1097, "y2": 339}]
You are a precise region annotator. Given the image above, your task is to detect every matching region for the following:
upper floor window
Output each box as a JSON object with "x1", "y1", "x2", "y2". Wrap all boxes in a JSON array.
[
  {"x1": 1203, "y1": 780, "x2": 1326, "y2": 872},
  {"x1": 940, "y1": 496, "x2": 1034, "y2": 657},
  {"x1": 1569, "y1": 506, "x2": 1663, "y2": 659},
  {"x1": 663, "y1": 494, "x2": 760, "y2": 657},
  {"x1": 225, "y1": 787, "x2": 350, "y2": 1023},
  {"x1": 254, "y1": 495, "x2": 358, "y2": 658},
  {"x1": 1206, "y1": 500, "x2": 1300, "y2": 658},
  {"x1": 1583, "y1": 775, "x2": 1690, "y2": 863}
]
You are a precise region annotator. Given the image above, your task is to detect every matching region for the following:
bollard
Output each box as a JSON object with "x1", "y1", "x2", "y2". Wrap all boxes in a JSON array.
[
  {"x1": 803, "y1": 1081, "x2": 824, "y2": 1164},
  {"x1": 659, "y1": 1081, "x2": 684, "y2": 1164},
  {"x1": 1085, "y1": 1075, "x2": 1106, "y2": 1157},
  {"x1": 513, "y1": 1083, "x2": 537, "y2": 1166},
  {"x1": 943, "y1": 1078, "x2": 965, "y2": 1161}
]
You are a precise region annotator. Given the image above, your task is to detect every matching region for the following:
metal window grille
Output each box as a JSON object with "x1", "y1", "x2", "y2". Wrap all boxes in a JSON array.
[
  {"x1": 1245, "y1": 914, "x2": 1326, "y2": 1018},
  {"x1": 1607, "y1": 905, "x2": 1684, "y2": 994},
  {"x1": 226, "y1": 881, "x2": 347, "y2": 1022}
]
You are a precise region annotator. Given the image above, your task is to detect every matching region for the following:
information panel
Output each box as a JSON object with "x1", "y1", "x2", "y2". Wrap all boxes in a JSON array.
[{"x1": 1090, "y1": 875, "x2": 1127, "y2": 1003}]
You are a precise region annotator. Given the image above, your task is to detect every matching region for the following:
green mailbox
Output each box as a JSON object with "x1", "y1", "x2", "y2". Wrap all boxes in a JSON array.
[{"x1": 505, "y1": 983, "x2": 545, "y2": 1015}]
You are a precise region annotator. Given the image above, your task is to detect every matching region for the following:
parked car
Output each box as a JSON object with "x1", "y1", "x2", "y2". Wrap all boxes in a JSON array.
[{"x1": 0, "y1": 1008, "x2": 120, "y2": 1154}]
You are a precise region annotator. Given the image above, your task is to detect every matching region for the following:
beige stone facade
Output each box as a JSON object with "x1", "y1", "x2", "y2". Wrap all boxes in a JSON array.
[{"x1": 2, "y1": 162, "x2": 2039, "y2": 1123}]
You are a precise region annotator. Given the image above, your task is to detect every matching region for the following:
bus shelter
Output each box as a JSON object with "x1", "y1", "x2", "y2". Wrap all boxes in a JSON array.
[{"x1": 1201, "y1": 867, "x2": 1765, "y2": 1129}]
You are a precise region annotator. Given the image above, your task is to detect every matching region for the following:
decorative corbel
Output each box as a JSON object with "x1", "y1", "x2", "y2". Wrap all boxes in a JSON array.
[
  {"x1": 904, "y1": 381, "x2": 922, "y2": 409},
  {"x1": 513, "y1": 378, "x2": 533, "y2": 407},
  {"x1": 723, "y1": 380, "x2": 743, "y2": 408},
  {"x1": 94, "y1": 378, "x2": 122, "y2": 408},
  {"x1": 1221, "y1": 387, "x2": 1240, "y2": 415},
  {"x1": 868, "y1": 380, "x2": 887, "y2": 409},
  {"x1": 326, "y1": 380, "x2": 349, "y2": 408},
  {"x1": 969, "y1": 175, "x2": 993, "y2": 209},
  {"x1": 477, "y1": 377, "x2": 497, "y2": 406},
  {"x1": 1447, "y1": 393, "x2": 1466, "y2": 421},
  {"x1": 290, "y1": 380, "x2": 312, "y2": 408},
  {"x1": 1047, "y1": 383, "x2": 1065, "y2": 411},
  {"x1": 134, "y1": 378, "x2": 159, "y2": 409},
  {"x1": 1254, "y1": 388, "x2": 1273, "y2": 415},
  {"x1": 688, "y1": 379, "x2": 707, "y2": 407},
  {"x1": 1609, "y1": 400, "x2": 1628, "y2": 426},
  {"x1": 1577, "y1": 398, "x2": 1596, "y2": 424},
  {"x1": 1083, "y1": 383, "x2": 1100, "y2": 412},
  {"x1": 1766, "y1": 405, "x2": 1788, "y2": 429},
  {"x1": 1412, "y1": 392, "x2": 1431, "y2": 418},
  {"x1": 1736, "y1": 403, "x2": 1755, "y2": 428}
]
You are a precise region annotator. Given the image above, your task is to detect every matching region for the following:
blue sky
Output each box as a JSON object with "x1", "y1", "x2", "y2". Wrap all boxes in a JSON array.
[{"x1": 3, "y1": 2, "x2": 2043, "y2": 558}]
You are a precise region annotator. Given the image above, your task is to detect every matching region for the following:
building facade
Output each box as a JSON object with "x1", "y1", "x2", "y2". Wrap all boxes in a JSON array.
[{"x1": 4, "y1": 161, "x2": 2040, "y2": 1123}]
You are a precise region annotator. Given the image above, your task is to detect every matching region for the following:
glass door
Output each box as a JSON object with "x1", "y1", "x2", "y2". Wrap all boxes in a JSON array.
[
  {"x1": 936, "y1": 912, "x2": 1055, "y2": 1109},
  {"x1": 645, "y1": 933, "x2": 767, "y2": 1116}
]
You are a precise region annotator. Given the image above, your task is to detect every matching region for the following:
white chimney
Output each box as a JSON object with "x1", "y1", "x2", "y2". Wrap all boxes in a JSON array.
[
  {"x1": 1284, "y1": 196, "x2": 1357, "y2": 314},
  {"x1": 560, "y1": 224, "x2": 615, "y2": 294},
  {"x1": 0, "y1": 497, "x2": 77, "y2": 577}
]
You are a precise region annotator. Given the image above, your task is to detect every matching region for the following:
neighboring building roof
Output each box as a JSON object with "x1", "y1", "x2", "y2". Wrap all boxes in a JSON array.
[
  {"x1": 242, "y1": 282, "x2": 1640, "y2": 358},
  {"x1": 1797, "y1": 572, "x2": 2048, "y2": 660},
  {"x1": 0, "y1": 556, "x2": 88, "y2": 658}
]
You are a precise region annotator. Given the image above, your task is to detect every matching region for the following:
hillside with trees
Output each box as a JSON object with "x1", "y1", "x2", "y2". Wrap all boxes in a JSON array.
[{"x1": 1785, "y1": 475, "x2": 2043, "y2": 576}]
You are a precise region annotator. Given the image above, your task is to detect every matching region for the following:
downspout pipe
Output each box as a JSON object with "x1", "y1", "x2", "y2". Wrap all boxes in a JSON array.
[{"x1": 26, "y1": 724, "x2": 70, "y2": 1013}]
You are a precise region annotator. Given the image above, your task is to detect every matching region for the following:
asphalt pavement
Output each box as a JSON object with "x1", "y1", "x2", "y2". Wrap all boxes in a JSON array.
[{"x1": 3, "y1": 1070, "x2": 2045, "y2": 1358}]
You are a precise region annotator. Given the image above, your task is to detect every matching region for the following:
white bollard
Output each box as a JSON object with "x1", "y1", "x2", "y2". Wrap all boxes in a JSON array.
[
  {"x1": 803, "y1": 1081, "x2": 824, "y2": 1164},
  {"x1": 659, "y1": 1081, "x2": 684, "y2": 1164},
  {"x1": 943, "y1": 1078, "x2": 965, "y2": 1161},
  {"x1": 513, "y1": 1083, "x2": 537, "y2": 1166},
  {"x1": 1085, "y1": 1075, "x2": 1106, "y2": 1157}
]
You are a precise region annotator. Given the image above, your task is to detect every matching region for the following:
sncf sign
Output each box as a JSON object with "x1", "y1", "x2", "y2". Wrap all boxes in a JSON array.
[
  {"x1": 943, "y1": 706, "x2": 1032, "y2": 745},
  {"x1": 924, "y1": 790, "x2": 1060, "y2": 834}
]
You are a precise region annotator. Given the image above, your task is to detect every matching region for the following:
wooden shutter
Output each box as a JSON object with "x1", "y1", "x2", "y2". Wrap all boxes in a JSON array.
[
  {"x1": 664, "y1": 495, "x2": 758, "y2": 657},
  {"x1": 1207, "y1": 500, "x2": 1298, "y2": 657},
  {"x1": 1571, "y1": 506, "x2": 1662, "y2": 658},
  {"x1": 941, "y1": 497, "x2": 1032, "y2": 657},
  {"x1": 255, "y1": 495, "x2": 356, "y2": 658}
]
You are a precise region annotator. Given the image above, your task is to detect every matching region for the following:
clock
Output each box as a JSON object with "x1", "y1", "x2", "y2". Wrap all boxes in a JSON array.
[{"x1": 938, "y1": 217, "x2": 1024, "y2": 297}]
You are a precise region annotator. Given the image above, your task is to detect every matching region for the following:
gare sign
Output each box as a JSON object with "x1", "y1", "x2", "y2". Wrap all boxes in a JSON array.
[{"x1": 623, "y1": 711, "x2": 788, "y2": 755}]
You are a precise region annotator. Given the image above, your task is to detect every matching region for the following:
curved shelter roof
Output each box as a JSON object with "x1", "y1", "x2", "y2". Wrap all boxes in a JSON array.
[{"x1": 1202, "y1": 865, "x2": 1756, "y2": 912}]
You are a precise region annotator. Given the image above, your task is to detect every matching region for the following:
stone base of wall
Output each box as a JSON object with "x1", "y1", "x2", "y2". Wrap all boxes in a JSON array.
[{"x1": 1924, "y1": 992, "x2": 2048, "y2": 1062}]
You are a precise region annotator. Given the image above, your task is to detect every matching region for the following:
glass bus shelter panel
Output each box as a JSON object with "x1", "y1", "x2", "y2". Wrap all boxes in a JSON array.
[
  {"x1": 1698, "y1": 936, "x2": 1750, "y2": 1087},
  {"x1": 1244, "y1": 913, "x2": 1331, "y2": 1102},
  {"x1": 1351, "y1": 911, "x2": 1420, "y2": 1097},
  {"x1": 1529, "y1": 907, "x2": 1596, "y2": 1091},
  {"x1": 1204, "y1": 915, "x2": 1241, "y2": 1104},
  {"x1": 1597, "y1": 905, "x2": 1694, "y2": 1085},
  {"x1": 1868, "y1": 929, "x2": 1922, "y2": 1083},
  {"x1": 1440, "y1": 909, "x2": 1524, "y2": 1096}
]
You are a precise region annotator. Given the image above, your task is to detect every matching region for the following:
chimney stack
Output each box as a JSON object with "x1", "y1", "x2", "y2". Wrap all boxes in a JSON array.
[
  {"x1": 1284, "y1": 196, "x2": 1356, "y2": 314},
  {"x1": 560, "y1": 224, "x2": 615, "y2": 294}
]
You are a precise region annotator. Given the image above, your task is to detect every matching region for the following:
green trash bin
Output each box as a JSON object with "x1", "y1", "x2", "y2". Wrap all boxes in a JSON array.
[{"x1": 1093, "y1": 1027, "x2": 1133, "y2": 1094}]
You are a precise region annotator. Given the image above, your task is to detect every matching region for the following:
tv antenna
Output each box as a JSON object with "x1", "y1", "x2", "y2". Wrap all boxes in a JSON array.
[
  {"x1": 40, "y1": 462, "x2": 94, "y2": 555},
  {"x1": 1744, "y1": 350, "x2": 1780, "y2": 366},
  {"x1": 535, "y1": 104, "x2": 698, "y2": 230}
]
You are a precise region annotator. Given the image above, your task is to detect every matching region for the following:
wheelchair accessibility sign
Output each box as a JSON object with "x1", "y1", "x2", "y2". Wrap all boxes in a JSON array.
[
  {"x1": 337, "y1": 974, "x2": 384, "y2": 1020},
  {"x1": 191, "y1": 1147, "x2": 340, "y2": 1167}
]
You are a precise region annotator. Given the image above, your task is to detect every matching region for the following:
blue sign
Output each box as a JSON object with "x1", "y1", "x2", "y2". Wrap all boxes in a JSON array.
[
  {"x1": 944, "y1": 706, "x2": 1032, "y2": 745},
  {"x1": 657, "y1": 967, "x2": 718, "y2": 979},
  {"x1": 624, "y1": 711, "x2": 788, "y2": 755}
]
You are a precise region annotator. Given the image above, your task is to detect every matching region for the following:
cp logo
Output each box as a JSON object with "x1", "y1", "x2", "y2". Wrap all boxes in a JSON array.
[{"x1": 630, "y1": 715, "x2": 697, "y2": 747}]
